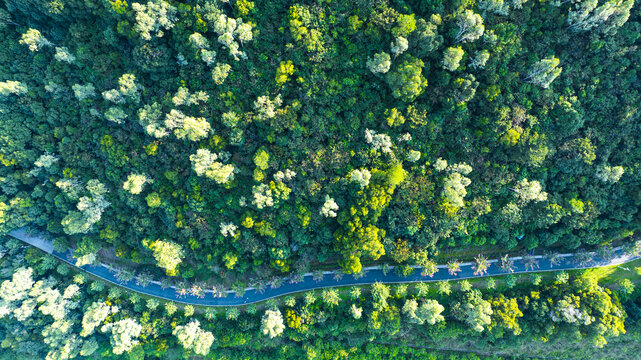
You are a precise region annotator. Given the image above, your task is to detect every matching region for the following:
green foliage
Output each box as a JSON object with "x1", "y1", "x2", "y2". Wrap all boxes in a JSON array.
[
  {"x1": 367, "y1": 52, "x2": 392, "y2": 74},
  {"x1": 452, "y1": 289, "x2": 493, "y2": 332},
  {"x1": 386, "y1": 56, "x2": 427, "y2": 102},
  {"x1": 0, "y1": 3, "x2": 640, "y2": 356},
  {"x1": 555, "y1": 271, "x2": 570, "y2": 284},
  {"x1": 145, "y1": 192, "x2": 162, "y2": 208},
  {"x1": 0, "y1": 245, "x2": 637, "y2": 359},
  {"x1": 619, "y1": 279, "x2": 635, "y2": 296},
  {"x1": 146, "y1": 239, "x2": 184, "y2": 276},
  {"x1": 19, "y1": 28, "x2": 51, "y2": 52},
  {"x1": 110, "y1": 0, "x2": 128, "y2": 15},
  {"x1": 275, "y1": 60, "x2": 295, "y2": 86},
  {"x1": 504, "y1": 274, "x2": 518, "y2": 288},
  {"x1": 122, "y1": 174, "x2": 149, "y2": 195},
  {"x1": 335, "y1": 167, "x2": 405, "y2": 273},
  {"x1": 0, "y1": 80, "x2": 27, "y2": 96},
  {"x1": 442, "y1": 46, "x2": 464, "y2": 71},
  {"x1": 455, "y1": 10, "x2": 484, "y2": 43},
  {"x1": 253, "y1": 147, "x2": 270, "y2": 170},
  {"x1": 392, "y1": 14, "x2": 417, "y2": 37},
  {"x1": 525, "y1": 56, "x2": 562, "y2": 89}
]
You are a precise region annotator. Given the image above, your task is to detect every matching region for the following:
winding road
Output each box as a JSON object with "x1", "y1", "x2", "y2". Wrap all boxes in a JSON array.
[{"x1": 6, "y1": 228, "x2": 640, "y2": 307}]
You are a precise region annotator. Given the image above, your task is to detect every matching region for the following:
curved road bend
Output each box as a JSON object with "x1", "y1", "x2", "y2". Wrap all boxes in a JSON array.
[{"x1": 6, "y1": 228, "x2": 640, "y2": 307}]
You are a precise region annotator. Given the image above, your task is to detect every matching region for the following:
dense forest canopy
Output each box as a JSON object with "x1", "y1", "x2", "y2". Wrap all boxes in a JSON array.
[
  {"x1": 1, "y1": 0, "x2": 641, "y2": 358},
  {"x1": 1, "y1": 0, "x2": 640, "y2": 280},
  {"x1": 0, "y1": 239, "x2": 639, "y2": 359}
]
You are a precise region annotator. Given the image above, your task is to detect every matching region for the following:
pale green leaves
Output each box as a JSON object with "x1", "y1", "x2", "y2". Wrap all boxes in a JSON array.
[
  {"x1": 261, "y1": 309, "x2": 285, "y2": 338},
  {"x1": 173, "y1": 320, "x2": 215, "y2": 356},
  {"x1": 190, "y1": 149, "x2": 236, "y2": 184}
]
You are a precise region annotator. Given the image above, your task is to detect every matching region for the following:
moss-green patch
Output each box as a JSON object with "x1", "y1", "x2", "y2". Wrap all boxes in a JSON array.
[{"x1": 577, "y1": 258, "x2": 641, "y2": 285}]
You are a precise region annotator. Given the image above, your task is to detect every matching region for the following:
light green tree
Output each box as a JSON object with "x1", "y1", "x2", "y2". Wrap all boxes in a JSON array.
[
  {"x1": 320, "y1": 195, "x2": 339, "y2": 218},
  {"x1": 349, "y1": 287, "x2": 361, "y2": 299},
  {"x1": 392, "y1": 13, "x2": 417, "y2": 37},
  {"x1": 80, "y1": 301, "x2": 118, "y2": 337},
  {"x1": 72, "y1": 84, "x2": 96, "y2": 101},
  {"x1": 366, "y1": 52, "x2": 391, "y2": 74},
  {"x1": 60, "y1": 179, "x2": 110, "y2": 235},
  {"x1": 137, "y1": 102, "x2": 168, "y2": 138},
  {"x1": 174, "y1": 116, "x2": 210, "y2": 141},
  {"x1": 443, "y1": 171, "x2": 471, "y2": 207},
  {"x1": 165, "y1": 302, "x2": 178, "y2": 316},
  {"x1": 102, "y1": 89, "x2": 124, "y2": 104},
  {"x1": 350, "y1": 303, "x2": 363, "y2": 319},
  {"x1": 146, "y1": 239, "x2": 184, "y2": 276},
  {"x1": 0, "y1": 80, "x2": 27, "y2": 97},
  {"x1": 189, "y1": 32, "x2": 209, "y2": 49},
  {"x1": 452, "y1": 289, "x2": 493, "y2": 332},
  {"x1": 470, "y1": 50, "x2": 490, "y2": 69},
  {"x1": 235, "y1": 22, "x2": 253, "y2": 43},
  {"x1": 414, "y1": 282, "x2": 430, "y2": 297},
  {"x1": 101, "y1": 318, "x2": 142, "y2": 355},
  {"x1": 20, "y1": 28, "x2": 52, "y2": 51},
  {"x1": 371, "y1": 282, "x2": 390, "y2": 311},
  {"x1": 455, "y1": 10, "x2": 485, "y2": 43},
  {"x1": 105, "y1": 107, "x2": 127, "y2": 124},
  {"x1": 212, "y1": 63, "x2": 232, "y2": 84},
  {"x1": 261, "y1": 309, "x2": 285, "y2": 338},
  {"x1": 321, "y1": 288, "x2": 340, "y2": 307},
  {"x1": 596, "y1": 165, "x2": 624, "y2": 183},
  {"x1": 402, "y1": 299, "x2": 445, "y2": 325},
  {"x1": 390, "y1": 36, "x2": 408, "y2": 57},
  {"x1": 254, "y1": 94, "x2": 282, "y2": 120},
  {"x1": 201, "y1": 49, "x2": 217, "y2": 66},
  {"x1": 479, "y1": 0, "x2": 510, "y2": 15},
  {"x1": 132, "y1": 1, "x2": 177, "y2": 41},
  {"x1": 525, "y1": 56, "x2": 562, "y2": 88},
  {"x1": 619, "y1": 279, "x2": 635, "y2": 296},
  {"x1": 54, "y1": 47, "x2": 76, "y2": 63},
  {"x1": 442, "y1": 46, "x2": 465, "y2": 71},
  {"x1": 568, "y1": 0, "x2": 633, "y2": 34},
  {"x1": 80, "y1": 339, "x2": 99, "y2": 356},
  {"x1": 514, "y1": 178, "x2": 548, "y2": 203},
  {"x1": 436, "y1": 281, "x2": 451, "y2": 295},
  {"x1": 190, "y1": 149, "x2": 236, "y2": 184},
  {"x1": 0, "y1": 267, "x2": 33, "y2": 306},
  {"x1": 146, "y1": 298, "x2": 159, "y2": 311},
  {"x1": 364, "y1": 129, "x2": 393, "y2": 153},
  {"x1": 350, "y1": 169, "x2": 371, "y2": 189},
  {"x1": 173, "y1": 320, "x2": 215, "y2": 356},
  {"x1": 386, "y1": 56, "x2": 427, "y2": 102},
  {"x1": 253, "y1": 147, "x2": 270, "y2": 170}
]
